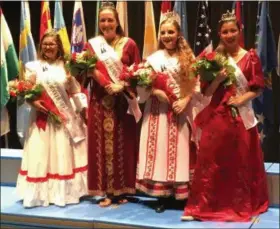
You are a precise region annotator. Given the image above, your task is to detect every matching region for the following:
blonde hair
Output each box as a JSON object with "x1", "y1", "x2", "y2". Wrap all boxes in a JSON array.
[{"x1": 159, "y1": 18, "x2": 196, "y2": 97}]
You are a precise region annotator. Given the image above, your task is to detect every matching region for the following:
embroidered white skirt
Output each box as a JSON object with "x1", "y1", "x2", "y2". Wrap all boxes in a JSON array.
[{"x1": 16, "y1": 109, "x2": 88, "y2": 207}]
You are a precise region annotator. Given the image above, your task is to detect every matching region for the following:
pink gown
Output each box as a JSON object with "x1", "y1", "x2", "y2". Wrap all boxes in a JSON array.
[
  {"x1": 182, "y1": 49, "x2": 269, "y2": 221},
  {"x1": 87, "y1": 37, "x2": 141, "y2": 196}
]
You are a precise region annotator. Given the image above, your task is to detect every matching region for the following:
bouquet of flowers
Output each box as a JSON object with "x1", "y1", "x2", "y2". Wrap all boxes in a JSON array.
[
  {"x1": 9, "y1": 80, "x2": 66, "y2": 129},
  {"x1": 190, "y1": 51, "x2": 238, "y2": 117},
  {"x1": 190, "y1": 51, "x2": 236, "y2": 86},
  {"x1": 121, "y1": 62, "x2": 183, "y2": 105},
  {"x1": 120, "y1": 63, "x2": 156, "y2": 88},
  {"x1": 65, "y1": 51, "x2": 97, "y2": 77}
]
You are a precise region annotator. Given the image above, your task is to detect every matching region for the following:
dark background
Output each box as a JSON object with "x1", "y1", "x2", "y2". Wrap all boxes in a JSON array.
[{"x1": 1, "y1": 1, "x2": 279, "y2": 162}]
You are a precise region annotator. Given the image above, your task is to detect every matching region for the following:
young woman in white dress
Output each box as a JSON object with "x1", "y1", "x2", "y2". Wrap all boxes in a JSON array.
[{"x1": 16, "y1": 31, "x2": 88, "y2": 208}]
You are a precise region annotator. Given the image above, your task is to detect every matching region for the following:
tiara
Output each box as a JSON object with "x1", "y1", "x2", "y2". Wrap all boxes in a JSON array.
[
  {"x1": 162, "y1": 11, "x2": 181, "y2": 25},
  {"x1": 219, "y1": 10, "x2": 237, "y2": 23},
  {"x1": 100, "y1": 1, "x2": 115, "y2": 10}
]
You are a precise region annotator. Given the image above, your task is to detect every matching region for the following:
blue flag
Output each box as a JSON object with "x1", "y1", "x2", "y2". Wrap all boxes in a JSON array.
[
  {"x1": 253, "y1": 1, "x2": 277, "y2": 145},
  {"x1": 71, "y1": 1, "x2": 87, "y2": 53},
  {"x1": 173, "y1": 1, "x2": 188, "y2": 40}
]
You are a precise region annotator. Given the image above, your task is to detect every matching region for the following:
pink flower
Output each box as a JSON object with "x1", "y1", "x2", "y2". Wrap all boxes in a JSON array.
[{"x1": 205, "y1": 52, "x2": 216, "y2": 61}]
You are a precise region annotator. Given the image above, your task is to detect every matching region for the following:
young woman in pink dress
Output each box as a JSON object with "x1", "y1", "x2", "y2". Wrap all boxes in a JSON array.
[
  {"x1": 182, "y1": 11, "x2": 269, "y2": 222},
  {"x1": 86, "y1": 2, "x2": 141, "y2": 207}
]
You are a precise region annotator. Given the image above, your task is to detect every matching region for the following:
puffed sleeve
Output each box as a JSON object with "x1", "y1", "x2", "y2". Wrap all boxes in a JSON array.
[
  {"x1": 25, "y1": 61, "x2": 39, "y2": 83},
  {"x1": 246, "y1": 49, "x2": 265, "y2": 90},
  {"x1": 127, "y1": 38, "x2": 141, "y2": 65}
]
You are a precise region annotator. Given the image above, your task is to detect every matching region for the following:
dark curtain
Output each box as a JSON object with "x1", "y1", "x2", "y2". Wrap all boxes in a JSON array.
[{"x1": 0, "y1": 1, "x2": 279, "y2": 162}]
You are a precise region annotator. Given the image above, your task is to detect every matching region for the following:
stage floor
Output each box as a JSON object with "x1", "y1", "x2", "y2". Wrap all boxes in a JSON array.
[{"x1": 1, "y1": 186, "x2": 279, "y2": 229}]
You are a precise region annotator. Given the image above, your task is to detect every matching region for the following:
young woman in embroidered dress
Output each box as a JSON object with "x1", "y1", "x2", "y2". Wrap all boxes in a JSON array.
[
  {"x1": 86, "y1": 2, "x2": 141, "y2": 207},
  {"x1": 136, "y1": 13, "x2": 199, "y2": 213},
  {"x1": 16, "y1": 31, "x2": 88, "y2": 207},
  {"x1": 182, "y1": 11, "x2": 269, "y2": 221}
]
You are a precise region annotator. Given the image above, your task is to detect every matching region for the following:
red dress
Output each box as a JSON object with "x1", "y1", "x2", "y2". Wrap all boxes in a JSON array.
[
  {"x1": 182, "y1": 49, "x2": 269, "y2": 221},
  {"x1": 87, "y1": 37, "x2": 141, "y2": 196}
]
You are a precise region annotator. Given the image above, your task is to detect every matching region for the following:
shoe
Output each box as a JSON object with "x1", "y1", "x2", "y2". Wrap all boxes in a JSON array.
[
  {"x1": 181, "y1": 215, "x2": 194, "y2": 221},
  {"x1": 155, "y1": 204, "x2": 165, "y2": 213}
]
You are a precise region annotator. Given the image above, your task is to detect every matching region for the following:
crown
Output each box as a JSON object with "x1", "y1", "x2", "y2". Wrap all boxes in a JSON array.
[
  {"x1": 219, "y1": 10, "x2": 237, "y2": 23},
  {"x1": 162, "y1": 11, "x2": 181, "y2": 25},
  {"x1": 100, "y1": 1, "x2": 115, "y2": 10}
]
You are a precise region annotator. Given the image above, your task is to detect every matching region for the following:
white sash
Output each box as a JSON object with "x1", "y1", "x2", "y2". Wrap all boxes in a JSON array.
[
  {"x1": 88, "y1": 36, "x2": 142, "y2": 122},
  {"x1": 228, "y1": 57, "x2": 258, "y2": 130},
  {"x1": 147, "y1": 50, "x2": 181, "y2": 99},
  {"x1": 40, "y1": 62, "x2": 86, "y2": 143}
]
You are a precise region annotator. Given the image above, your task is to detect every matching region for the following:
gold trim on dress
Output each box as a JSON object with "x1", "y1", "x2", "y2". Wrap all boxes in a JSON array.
[{"x1": 102, "y1": 95, "x2": 115, "y2": 110}]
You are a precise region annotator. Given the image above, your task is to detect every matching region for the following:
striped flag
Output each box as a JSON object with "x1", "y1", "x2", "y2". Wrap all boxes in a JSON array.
[
  {"x1": 18, "y1": 1, "x2": 37, "y2": 144},
  {"x1": 71, "y1": 1, "x2": 87, "y2": 53},
  {"x1": 54, "y1": 0, "x2": 70, "y2": 55},
  {"x1": 95, "y1": 1, "x2": 101, "y2": 36},
  {"x1": 19, "y1": 1, "x2": 37, "y2": 79},
  {"x1": 173, "y1": 0, "x2": 188, "y2": 40},
  {"x1": 142, "y1": 1, "x2": 157, "y2": 60},
  {"x1": 116, "y1": 1, "x2": 129, "y2": 36},
  {"x1": 1, "y1": 9, "x2": 19, "y2": 136},
  {"x1": 232, "y1": 1, "x2": 244, "y2": 47},
  {"x1": 193, "y1": 0, "x2": 212, "y2": 57},
  {"x1": 0, "y1": 9, "x2": 19, "y2": 108},
  {"x1": 158, "y1": 1, "x2": 172, "y2": 39},
  {"x1": 40, "y1": 0, "x2": 52, "y2": 40}
]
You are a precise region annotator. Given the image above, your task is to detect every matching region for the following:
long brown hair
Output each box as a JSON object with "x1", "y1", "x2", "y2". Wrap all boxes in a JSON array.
[
  {"x1": 38, "y1": 31, "x2": 65, "y2": 62},
  {"x1": 98, "y1": 5, "x2": 125, "y2": 37},
  {"x1": 159, "y1": 18, "x2": 196, "y2": 97}
]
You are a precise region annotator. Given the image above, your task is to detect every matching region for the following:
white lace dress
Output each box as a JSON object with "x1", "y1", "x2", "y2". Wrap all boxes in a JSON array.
[{"x1": 16, "y1": 60, "x2": 88, "y2": 207}]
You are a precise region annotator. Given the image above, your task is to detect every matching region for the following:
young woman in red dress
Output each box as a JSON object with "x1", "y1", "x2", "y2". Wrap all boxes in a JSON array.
[
  {"x1": 182, "y1": 11, "x2": 269, "y2": 222},
  {"x1": 86, "y1": 2, "x2": 141, "y2": 207}
]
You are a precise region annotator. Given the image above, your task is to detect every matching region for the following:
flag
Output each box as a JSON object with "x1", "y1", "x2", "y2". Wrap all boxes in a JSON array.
[
  {"x1": 142, "y1": 1, "x2": 157, "y2": 60},
  {"x1": 1, "y1": 9, "x2": 19, "y2": 137},
  {"x1": 54, "y1": 0, "x2": 70, "y2": 55},
  {"x1": 18, "y1": 1, "x2": 37, "y2": 144},
  {"x1": 193, "y1": 1, "x2": 212, "y2": 57},
  {"x1": 19, "y1": 1, "x2": 37, "y2": 80},
  {"x1": 0, "y1": 9, "x2": 19, "y2": 108},
  {"x1": 253, "y1": 1, "x2": 277, "y2": 146},
  {"x1": 40, "y1": 0, "x2": 52, "y2": 40},
  {"x1": 95, "y1": 1, "x2": 101, "y2": 36},
  {"x1": 232, "y1": 1, "x2": 245, "y2": 47},
  {"x1": 116, "y1": 1, "x2": 128, "y2": 36},
  {"x1": 158, "y1": 1, "x2": 172, "y2": 39},
  {"x1": 71, "y1": 1, "x2": 87, "y2": 53},
  {"x1": 173, "y1": 0, "x2": 188, "y2": 40}
]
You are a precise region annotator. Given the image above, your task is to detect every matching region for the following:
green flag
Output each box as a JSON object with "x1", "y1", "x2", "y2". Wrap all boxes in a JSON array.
[{"x1": 1, "y1": 8, "x2": 19, "y2": 108}]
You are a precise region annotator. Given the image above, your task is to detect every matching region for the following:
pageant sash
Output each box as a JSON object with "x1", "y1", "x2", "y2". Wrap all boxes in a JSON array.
[
  {"x1": 88, "y1": 36, "x2": 142, "y2": 122},
  {"x1": 40, "y1": 62, "x2": 86, "y2": 143},
  {"x1": 228, "y1": 57, "x2": 258, "y2": 130},
  {"x1": 147, "y1": 50, "x2": 181, "y2": 100}
]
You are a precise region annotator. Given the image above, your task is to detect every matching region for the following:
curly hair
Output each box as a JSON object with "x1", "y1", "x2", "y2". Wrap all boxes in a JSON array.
[{"x1": 159, "y1": 18, "x2": 196, "y2": 97}]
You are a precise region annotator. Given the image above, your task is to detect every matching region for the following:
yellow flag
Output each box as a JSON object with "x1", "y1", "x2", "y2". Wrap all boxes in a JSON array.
[{"x1": 142, "y1": 1, "x2": 157, "y2": 60}]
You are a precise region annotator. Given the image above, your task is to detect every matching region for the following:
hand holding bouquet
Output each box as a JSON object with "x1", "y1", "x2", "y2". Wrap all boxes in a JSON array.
[
  {"x1": 190, "y1": 51, "x2": 238, "y2": 118},
  {"x1": 190, "y1": 52, "x2": 236, "y2": 87},
  {"x1": 65, "y1": 51, "x2": 97, "y2": 77},
  {"x1": 120, "y1": 62, "x2": 155, "y2": 88},
  {"x1": 9, "y1": 80, "x2": 66, "y2": 129}
]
